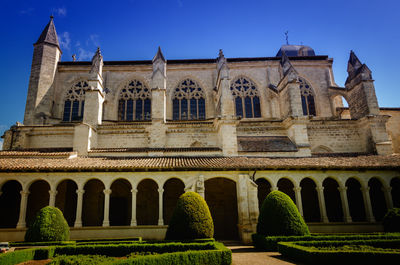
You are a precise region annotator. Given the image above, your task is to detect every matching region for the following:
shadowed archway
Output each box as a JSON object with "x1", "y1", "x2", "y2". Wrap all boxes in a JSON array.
[
  {"x1": 163, "y1": 178, "x2": 185, "y2": 225},
  {"x1": 345, "y1": 178, "x2": 366, "y2": 222},
  {"x1": 391, "y1": 177, "x2": 400, "y2": 208},
  {"x1": 110, "y1": 179, "x2": 132, "y2": 226},
  {"x1": 56, "y1": 180, "x2": 78, "y2": 227},
  {"x1": 300, "y1": 178, "x2": 320, "y2": 222},
  {"x1": 255, "y1": 178, "x2": 271, "y2": 209},
  {"x1": 0, "y1": 180, "x2": 22, "y2": 228},
  {"x1": 82, "y1": 179, "x2": 105, "y2": 226},
  {"x1": 137, "y1": 179, "x2": 158, "y2": 225},
  {"x1": 277, "y1": 178, "x2": 295, "y2": 203},
  {"x1": 369, "y1": 178, "x2": 387, "y2": 221},
  {"x1": 323, "y1": 178, "x2": 343, "y2": 222},
  {"x1": 205, "y1": 178, "x2": 238, "y2": 240},
  {"x1": 26, "y1": 180, "x2": 50, "y2": 226}
]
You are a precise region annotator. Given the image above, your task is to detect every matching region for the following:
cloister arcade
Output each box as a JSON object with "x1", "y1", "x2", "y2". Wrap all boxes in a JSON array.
[{"x1": 0, "y1": 171, "x2": 399, "y2": 240}]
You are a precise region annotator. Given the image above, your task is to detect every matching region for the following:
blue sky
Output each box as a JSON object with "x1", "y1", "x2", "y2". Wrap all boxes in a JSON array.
[{"x1": 1, "y1": 0, "x2": 400, "y2": 148}]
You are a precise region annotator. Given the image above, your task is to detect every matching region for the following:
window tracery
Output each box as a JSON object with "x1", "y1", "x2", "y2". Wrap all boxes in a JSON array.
[
  {"x1": 299, "y1": 78, "x2": 316, "y2": 116},
  {"x1": 172, "y1": 79, "x2": 205, "y2": 120},
  {"x1": 230, "y1": 77, "x2": 261, "y2": 118},
  {"x1": 118, "y1": 80, "x2": 151, "y2": 121},
  {"x1": 62, "y1": 81, "x2": 87, "y2": 122}
]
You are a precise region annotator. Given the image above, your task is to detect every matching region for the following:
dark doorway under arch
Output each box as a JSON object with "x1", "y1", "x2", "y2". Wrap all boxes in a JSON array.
[
  {"x1": 110, "y1": 179, "x2": 132, "y2": 226},
  {"x1": 255, "y1": 178, "x2": 271, "y2": 209},
  {"x1": 82, "y1": 179, "x2": 105, "y2": 226},
  {"x1": 323, "y1": 178, "x2": 343, "y2": 222},
  {"x1": 26, "y1": 180, "x2": 50, "y2": 226},
  {"x1": 56, "y1": 180, "x2": 78, "y2": 227},
  {"x1": 391, "y1": 177, "x2": 400, "y2": 208},
  {"x1": 205, "y1": 178, "x2": 239, "y2": 240},
  {"x1": 300, "y1": 178, "x2": 320, "y2": 222},
  {"x1": 369, "y1": 178, "x2": 387, "y2": 221},
  {"x1": 137, "y1": 179, "x2": 158, "y2": 225},
  {"x1": 163, "y1": 178, "x2": 185, "y2": 225},
  {"x1": 0, "y1": 180, "x2": 22, "y2": 228},
  {"x1": 277, "y1": 178, "x2": 295, "y2": 203},
  {"x1": 346, "y1": 178, "x2": 366, "y2": 222}
]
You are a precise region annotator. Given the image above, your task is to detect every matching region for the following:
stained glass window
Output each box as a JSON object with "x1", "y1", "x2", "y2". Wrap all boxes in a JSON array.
[
  {"x1": 299, "y1": 78, "x2": 316, "y2": 116},
  {"x1": 172, "y1": 79, "x2": 206, "y2": 120},
  {"x1": 118, "y1": 80, "x2": 151, "y2": 121},
  {"x1": 230, "y1": 77, "x2": 261, "y2": 118},
  {"x1": 62, "y1": 81, "x2": 87, "y2": 122}
]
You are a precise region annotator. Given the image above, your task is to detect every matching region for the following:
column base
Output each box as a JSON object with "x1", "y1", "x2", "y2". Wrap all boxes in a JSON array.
[
  {"x1": 344, "y1": 217, "x2": 353, "y2": 223},
  {"x1": 158, "y1": 220, "x2": 164, "y2": 226},
  {"x1": 74, "y1": 221, "x2": 82, "y2": 228},
  {"x1": 102, "y1": 221, "x2": 110, "y2": 227},
  {"x1": 16, "y1": 222, "x2": 26, "y2": 229},
  {"x1": 130, "y1": 220, "x2": 137, "y2": 226}
]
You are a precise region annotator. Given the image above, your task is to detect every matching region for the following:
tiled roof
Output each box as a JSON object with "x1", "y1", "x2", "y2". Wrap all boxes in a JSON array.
[
  {"x1": 0, "y1": 154, "x2": 399, "y2": 172},
  {"x1": 89, "y1": 147, "x2": 221, "y2": 153}
]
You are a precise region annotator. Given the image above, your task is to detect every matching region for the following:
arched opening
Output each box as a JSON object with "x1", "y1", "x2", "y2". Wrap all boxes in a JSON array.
[
  {"x1": 345, "y1": 178, "x2": 366, "y2": 222},
  {"x1": 323, "y1": 178, "x2": 343, "y2": 222},
  {"x1": 255, "y1": 178, "x2": 271, "y2": 209},
  {"x1": 137, "y1": 179, "x2": 158, "y2": 225},
  {"x1": 205, "y1": 178, "x2": 238, "y2": 240},
  {"x1": 332, "y1": 95, "x2": 350, "y2": 119},
  {"x1": 391, "y1": 177, "x2": 400, "y2": 208},
  {"x1": 55, "y1": 180, "x2": 77, "y2": 227},
  {"x1": 26, "y1": 180, "x2": 50, "y2": 226},
  {"x1": 110, "y1": 179, "x2": 132, "y2": 226},
  {"x1": 82, "y1": 179, "x2": 105, "y2": 226},
  {"x1": 300, "y1": 178, "x2": 320, "y2": 222},
  {"x1": 163, "y1": 178, "x2": 185, "y2": 225},
  {"x1": 0, "y1": 180, "x2": 22, "y2": 228},
  {"x1": 277, "y1": 178, "x2": 295, "y2": 203},
  {"x1": 369, "y1": 178, "x2": 387, "y2": 221},
  {"x1": 172, "y1": 79, "x2": 206, "y2": 120}
]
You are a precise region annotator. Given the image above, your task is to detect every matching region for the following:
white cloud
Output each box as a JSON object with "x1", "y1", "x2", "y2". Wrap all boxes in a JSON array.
[
  {"x1": 58, "y1": 32, "x2": 71, "y2": 50},
  {"x1": 77, "y1": 47, "x2": 94, "y2": 61},
  {"x1": 86, "y1": 34, "x2": 100, "y2": 47},
  {"x1": 20, "y1": 7, "x2": 34, "y2": 15},
  {"x1": 53, "y1": 7, "x2": 67, "y2": 17}
]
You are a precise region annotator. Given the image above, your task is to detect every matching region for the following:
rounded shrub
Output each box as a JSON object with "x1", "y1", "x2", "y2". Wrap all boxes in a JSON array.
[
  {"x1": 383, "y1": 208, "x2": 400, "y2": 232},
  {"x1": 25, "y1": 206, "x2": 70, "y2": 242},
  {"x1": 165, "y1": 191, "x2": 214, "y2": 240},
  {"x1": 257, "y1": 190, "x2": 309, "y2": 236}
]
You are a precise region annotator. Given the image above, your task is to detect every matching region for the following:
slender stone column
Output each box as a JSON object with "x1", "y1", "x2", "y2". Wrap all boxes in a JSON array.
[
  {"x1": 74, "y1": 189, "x2": 85, "y2": 227},
  {"x1": 16, "y1": 190, "x2": 30, "y2": 228},
  {"x1": 338, "y1": 187, "x2": 352, "y2": 222},
  {"x1": 361, "y1": 187, "x2": 375, "y2": 222},
  {"x1": 103, "y1": 189, "x2": 112, "y2": 227},
  {"x1": 130, "y1": 188, "x2": 138, "y2": 226},
  {"x1": 158, "y1": 188, "x2": 164, "y2": 225},
  {"x1": 382, "y1": 186, "x2": 393, "y2": 209},
  {"x1": 315, "y1": 185, "x2": 329, "y2": 223},
  {"x1": 49, "y1": 189, "x2": 58, "y2": 207},
  {"x1": 293, "y1": 187, "x2": 303, "y2": 217}
]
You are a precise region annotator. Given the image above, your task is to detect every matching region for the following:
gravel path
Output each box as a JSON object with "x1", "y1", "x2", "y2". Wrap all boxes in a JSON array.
[{"x1": 229, "y1": 245, "x2": 303, "y2": 265}]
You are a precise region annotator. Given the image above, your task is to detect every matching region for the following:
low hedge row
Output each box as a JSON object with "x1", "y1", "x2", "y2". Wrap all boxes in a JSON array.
[
  {"x1": 77, "y1": 237, "x2": 142, "y2": 243},
  {"x1": 0, "y1": 241, "x2": 230, "y2": 265},
  {"x1": 277, "y1": 239, "x2": 400, "y2": 265},
  {"x1": 48, "y1": 243, "x2": 231, "y2": 265},
  {"x1": 10, "y1": 241, "x2": 76, "y2": 247},
  {"x1": 252, "y1": 233, "x2": 400, "y2": 251}
]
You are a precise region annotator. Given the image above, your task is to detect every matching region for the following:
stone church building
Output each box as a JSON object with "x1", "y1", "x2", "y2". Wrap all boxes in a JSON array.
[{"x1": 1, "y1": 17, "x2": 400, "y2": 243}]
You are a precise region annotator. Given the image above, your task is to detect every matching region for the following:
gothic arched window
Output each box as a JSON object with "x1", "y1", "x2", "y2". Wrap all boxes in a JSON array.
[
  {"x1": 118, "y1": 80, "x2": 151, "y2": 121},
  {"x1": 299, "y1": 78, "x2": 316, "y2": 116},
  {"x1": 230, "y1": 77, "x2": 261, "y2": 118},
  {"x1": 172, "y1": 79, "x2": 205, "y2": 120},
  {"x1": 62, "y1": 81, "x2": 87, "y2": 122}
]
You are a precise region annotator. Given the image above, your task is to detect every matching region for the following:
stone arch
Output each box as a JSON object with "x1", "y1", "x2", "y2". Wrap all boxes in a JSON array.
[
  {"x1": 26, "y1": 180, "x2": 50, "y2": 226},
  {"x1": 205, "y1": 177, "x2": 238, "y2": 240},
  {"x1": 277, "y1": 178, "x2": 296, "y2": 203},
  {"x1": 55, "y1": 179, "x2": 78, "y2": 227},
  {"x1": 110, "y1": 178, "x2": 132, "y2": 226},
  {"x1": 390, "y1": 177, "x2": 400, "y2": 208},
  {"x1": 368, "y1": 177, "x2": 387, "y2": 221},
  {"x1": 300, "y1": 178, "x2": 320, "y2": 222},
  {"x1": 345, "y1": 178, "x2": 366, "y2": 221},
  {"x1": 255, "y1": 178, "x2": 271, "y2": 209},
  {"x1": 311, "y1": 145, "x2": 333, "y2": 154},
  {"x1": 0, "y1": 180, "x2": 22, "y2": 228},
  {"x1": 137, "y1": 179, "x2": 159, "y2": 225},
  {"x1": 323, "y1": 177, "x2": 343, "y2": 222},
  {"x1": 82, "y1": 179, "x2": 105, "y2": 226},
  {"x1": 163, "y1": 178, "x2": 185, "y2": 225},
  {"x1": 331, "y1": 94, "x2": 351, "y2": 118}
]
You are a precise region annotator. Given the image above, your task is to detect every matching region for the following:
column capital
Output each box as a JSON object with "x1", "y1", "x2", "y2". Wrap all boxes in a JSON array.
[
  {"x1": 20, "y1": 190, "x2": 30, "y2": 196},
  {"x1": 293, "y1": 187, "x2": 302, "y2": 192},
  {"x1": 382, "y1": 186, "x2": 392, "y2": 192},
  {"x1": 338, "y1": 186, "x2": 347, "y2": 192},
  {"x1": 131, "y1": 188, "x2": 138, "y2": 193},
  {"x1": 315, "y1": 186, "x2": 324, "y2": 192},
  {"x1": 103, "y1": 189, "x2": 112, "y2": 195},
  {"x1": 361, "y1": 187, "x2": 370, "y2": 192},
  {"x1": 271, "y1": 186, "x2": 278, "y2": 191},
  {"x1": 158, "y1": 188, "x2": 164, "y2": 193},
  {"x1": 76, "y1": 189, "x2": 85, "y2": 195},
  {"x1": 49, "y1": 190, "x2": 58, "y2": 195}
]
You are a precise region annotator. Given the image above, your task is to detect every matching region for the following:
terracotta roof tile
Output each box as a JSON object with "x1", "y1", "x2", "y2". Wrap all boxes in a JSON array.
[{"x1": 0, "y1": 154, "x2": 399, "y2": 172}]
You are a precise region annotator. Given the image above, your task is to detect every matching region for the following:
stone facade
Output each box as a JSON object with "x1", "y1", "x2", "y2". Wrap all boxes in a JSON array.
[{"x1": 1, "y1": 18, "x2": 400, "y2": 243}]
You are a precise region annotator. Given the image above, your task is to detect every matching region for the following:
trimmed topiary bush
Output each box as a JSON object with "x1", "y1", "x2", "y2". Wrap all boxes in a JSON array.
[
  {"x1": 257, "y1": 190, "x2": 309, "y2": 236},
  {"x1": 165, "y1": 191, "x2": 214, "y2": 240},
  {"x1": 383, "y1": 208, "x2": 400, "y2": 232},
  {"x1": 25, "y1": 206, "x2": 70, "y2": 242}
]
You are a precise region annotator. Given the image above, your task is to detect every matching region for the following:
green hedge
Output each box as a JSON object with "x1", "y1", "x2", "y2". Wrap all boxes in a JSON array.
[
  {"x1": 10, "y1": 241, "x2": 76, "y2": 247},
  {"x1": 252, "y1": 233, "x2": 400, "y2": 251},
  {"x1": 77, "y1": 237, "x2": 142, "y2": 243},
  {"x1": 0, "y1": 241, "x2": 230, "y2": 265},
  {"x1": 278, "y1": 239, "x2": 400, "y2": 265}
]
